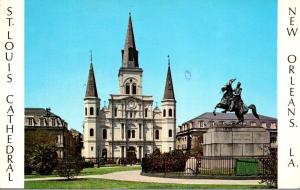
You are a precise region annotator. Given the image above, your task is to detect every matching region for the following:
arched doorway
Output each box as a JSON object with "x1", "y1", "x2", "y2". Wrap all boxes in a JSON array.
[{"x1": 126, "y1": 146, "x2": 137, "y2": 164}]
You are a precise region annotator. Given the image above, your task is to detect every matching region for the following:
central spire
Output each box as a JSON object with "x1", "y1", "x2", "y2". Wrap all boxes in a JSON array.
[{"x1": 122, "y1": 13, "x2": 139, "y2": 68}]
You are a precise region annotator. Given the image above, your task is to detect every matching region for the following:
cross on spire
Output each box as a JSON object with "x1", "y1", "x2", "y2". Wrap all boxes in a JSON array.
[
  {"x1": 90, "y1": 50, "x2": 93, "y2": 63},
  {"x1": 85, "y1": 52, "x2": 98, "y2": 98},
  {"x1": 163, "y1": 56, "x2": 175, "y2": 100}
]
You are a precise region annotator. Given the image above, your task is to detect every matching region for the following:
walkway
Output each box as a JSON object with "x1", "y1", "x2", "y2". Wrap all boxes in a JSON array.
[{"x1": 26, "y1": 170, "x2": 260, "y2": 185}]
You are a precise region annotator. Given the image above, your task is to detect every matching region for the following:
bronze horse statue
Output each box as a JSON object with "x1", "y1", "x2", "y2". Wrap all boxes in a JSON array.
[{"x1": 213, "y1": 80, "x2": 259, "y2": 124}]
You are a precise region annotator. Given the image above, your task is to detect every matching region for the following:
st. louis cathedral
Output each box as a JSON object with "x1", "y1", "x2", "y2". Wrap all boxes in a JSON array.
[{"x1": 82, "y1": 15, "x2": 176, "y2": 161}]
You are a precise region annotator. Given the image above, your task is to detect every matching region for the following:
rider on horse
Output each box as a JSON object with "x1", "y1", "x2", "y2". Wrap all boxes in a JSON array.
[
  {"x1": 213, "y1": 79, "x2": 260, "y2": 124},
  {"x1": 229, "y1": 82, "x2": 242, "y2": 112},
  {"x1": 220, "y1": 78, "x2": 235, "y2": 113}
]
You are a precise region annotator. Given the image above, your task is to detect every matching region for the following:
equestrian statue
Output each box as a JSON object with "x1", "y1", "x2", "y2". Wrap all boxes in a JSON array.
[{"x1": 213, "y1": 79, "x2": 260, "y2": 124}]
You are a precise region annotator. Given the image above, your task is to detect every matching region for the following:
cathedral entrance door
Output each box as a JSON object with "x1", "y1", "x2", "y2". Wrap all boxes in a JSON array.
[{"x1": 126, "y1": 146, "x2": 137, "y2": 165}]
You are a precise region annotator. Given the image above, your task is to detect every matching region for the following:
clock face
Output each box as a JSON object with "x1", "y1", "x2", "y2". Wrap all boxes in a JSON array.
[{"x1": 128, "y1": 100, "x2": 136, "y2": 110}]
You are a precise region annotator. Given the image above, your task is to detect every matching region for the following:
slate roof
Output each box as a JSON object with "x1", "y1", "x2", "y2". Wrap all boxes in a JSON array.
[
  {"x1": 85, "y1": 63, "x2": 98, "y2": 98},
  {"x1": 163, "y1": 64, "x2": 175, "y2": 100},
  {"x1": 185, "y1": 112, "x2": 277, "y2": 124},
  {"x1": 25, "y1": 108, "x2": 58, "y2": 117}
]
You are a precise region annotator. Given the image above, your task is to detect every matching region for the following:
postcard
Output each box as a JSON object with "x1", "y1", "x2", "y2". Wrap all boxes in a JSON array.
[{"x1": 0, "y1": 0, "x2": 299, "y2": 189}]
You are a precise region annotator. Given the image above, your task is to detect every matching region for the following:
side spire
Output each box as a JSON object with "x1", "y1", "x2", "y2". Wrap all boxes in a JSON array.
[
  {"x1": 85, "y1": 52, "x2": 98, "y2": 98},
  {"x1": 163, "y1": 55, "x2": 175, "y2": 100},
  {"x1": 121, "y1": 13, "x2": 139, "y2": 68}
]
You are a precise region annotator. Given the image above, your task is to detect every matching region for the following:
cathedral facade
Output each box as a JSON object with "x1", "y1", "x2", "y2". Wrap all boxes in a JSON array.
[{"x1": 81, "y1": 15, "x2": 176, "y2": 161}]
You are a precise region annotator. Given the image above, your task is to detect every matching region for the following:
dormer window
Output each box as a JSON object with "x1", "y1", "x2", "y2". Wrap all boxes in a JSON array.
[
  {"x1": 40, "y1": 118, "x2": 44, "y2": 126},
  {"x1": 28, "y1": 118, "x2": 33, "y2": 126}
]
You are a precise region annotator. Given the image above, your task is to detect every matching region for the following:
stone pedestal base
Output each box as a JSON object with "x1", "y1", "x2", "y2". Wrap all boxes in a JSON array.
[{"x1": 203, "y1": 126, "x2": 270, "y2": 157}]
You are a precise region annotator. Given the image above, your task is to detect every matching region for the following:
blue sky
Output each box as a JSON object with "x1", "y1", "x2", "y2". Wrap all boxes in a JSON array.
[{"x1": 25, "y1": 0, "x2": 277, "y2": 132}]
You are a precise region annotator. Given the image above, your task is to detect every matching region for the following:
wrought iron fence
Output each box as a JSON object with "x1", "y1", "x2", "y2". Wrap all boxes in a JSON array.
[{"x1": 142, "y1": 156, "x2": 274, "y2": 177}]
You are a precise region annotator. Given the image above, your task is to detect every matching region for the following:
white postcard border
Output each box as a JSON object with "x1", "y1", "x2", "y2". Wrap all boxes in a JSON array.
[
  {"x1": 278, "y1": 0, "x2": 300, "y2": 188},
  {"x1": 0, "y1": 0, "x2": 24, "y2": 188}
]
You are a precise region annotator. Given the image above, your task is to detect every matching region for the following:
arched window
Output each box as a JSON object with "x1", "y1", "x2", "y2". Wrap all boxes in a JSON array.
[
  {"x1": 125, "y1": 83, "x2": 130, "y2": 94},
  {"x1": 103, "y1": 129, "x2": 107, "y2": 139},
  {"x1": 132, "y1": 83, "x2": 137, "y2": 95},
  {"x1": 168, "y1": 108, "x2": 172, "y2": 117},
  {"x1": 132, "y1": 130, "x2": 135, "y2": 138},
  {"x1": 155, "y1": 130, "x2": 159, "y2": 139},
  {"x1": 114, "y1": 107, "x2": 117, "y2": 117},
  {"x1": 144, "y1": 108, "x2": 148, "y2": 118},
  {"x1": 91, "y1": 146, "x2": 93, "y2": 151},
  {"x1": 127, "y1": 130, "x2": 131, "y2": 139},
  {"x1": 90, "y1": 128, "x2": 94, "y2": 136},
  {"x1": 90, "y1": 107, "x2": 94, "y2": 115},
  {"x1": 163, "y1": 109, "x2": 166, "y2": 117},
  {"x1": 85, "y1": 107, "x2": 87, "y2": 116},
  {"x1": 169, "y1": 129, "x2": 172, "y2": 137}
]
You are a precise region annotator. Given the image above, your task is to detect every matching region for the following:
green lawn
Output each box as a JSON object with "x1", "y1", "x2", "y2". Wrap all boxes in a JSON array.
[
  {"x1": 25, "y1": 165, "x2": 141, "y2": 179},
  {"x1": 25, "y1": 178, "x2": 267, "y2": 189},
  {"x1": 80, "y1": 165, "x2": 141, "y2": 176}
]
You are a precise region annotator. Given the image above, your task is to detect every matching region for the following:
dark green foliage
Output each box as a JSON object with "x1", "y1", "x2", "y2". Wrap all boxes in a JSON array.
[
  {"x1": 83, "y1": 161, "x2": 95, "y2": 168},
  {"x1": 56, "y1": 156, "x2": 83, "y2": 180},
  {"x1": 30, "y1": 144, "x2": 58, "y2": 175},
  {"x1": 25, "y1": 163, "x2": 33, "y2": 175},
  {"x1": 142, "y1": 149, "x2": 188, "y2": 173},
  {"x1": 259, "y1": 148, "x2": 277, "y2": 188},
  {"x1": 25, "y1": 130, "x2": 58, "y2": 175}
]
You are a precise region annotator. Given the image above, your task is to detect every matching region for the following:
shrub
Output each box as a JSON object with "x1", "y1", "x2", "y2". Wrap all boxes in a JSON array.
[
  {"x1": 56, "y1": 156, "x2": 83, "y2": 180},
  {"x1": 142, "y1": 149, "x2": 188, "y2": 173},
  {"x1": 30, "y1": 144, "x2": 58, "y2": 175},
  {"x1": 82, "y1": 161, "x2": 94, "y2": 168},
  {"x1": 25, "y1": 163, "x2": 33, "y2": 175},
  {"x1": 260, "y1": 148, "x2": 277, "y2": 188}
]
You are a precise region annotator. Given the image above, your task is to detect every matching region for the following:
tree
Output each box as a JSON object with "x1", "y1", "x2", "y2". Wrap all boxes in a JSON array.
[
  {"x1": 56, "y1": 156, "x2": 83, "y2": 180},
  {"x1": 30, "y1": 144, "x2": 58, "y2": 175},
  {"x1": 25, "y1": 129, "x2": 58, "y2": 175},
  {"x1": 260, "y1": 148, "x2": 277, "y2": 188}
]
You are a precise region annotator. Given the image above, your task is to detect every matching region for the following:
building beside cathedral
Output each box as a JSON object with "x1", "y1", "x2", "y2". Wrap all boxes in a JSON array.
[
  {"x1": 176, "y1": 112, "x2": 277, "y2": 155},
  {"x1": 81, "y1": 15, "x2": 176, "y2": 161}
]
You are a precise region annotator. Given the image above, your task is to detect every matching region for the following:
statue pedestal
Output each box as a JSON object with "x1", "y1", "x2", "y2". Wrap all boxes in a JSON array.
[{"x1": 203, "y1": 125, "x2": 270, "y2": 157}]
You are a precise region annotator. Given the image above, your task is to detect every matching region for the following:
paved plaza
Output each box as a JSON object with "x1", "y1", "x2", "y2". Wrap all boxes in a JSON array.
[{"x1": 26, "y1": 170, "x2": 260, "y2": 185}]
